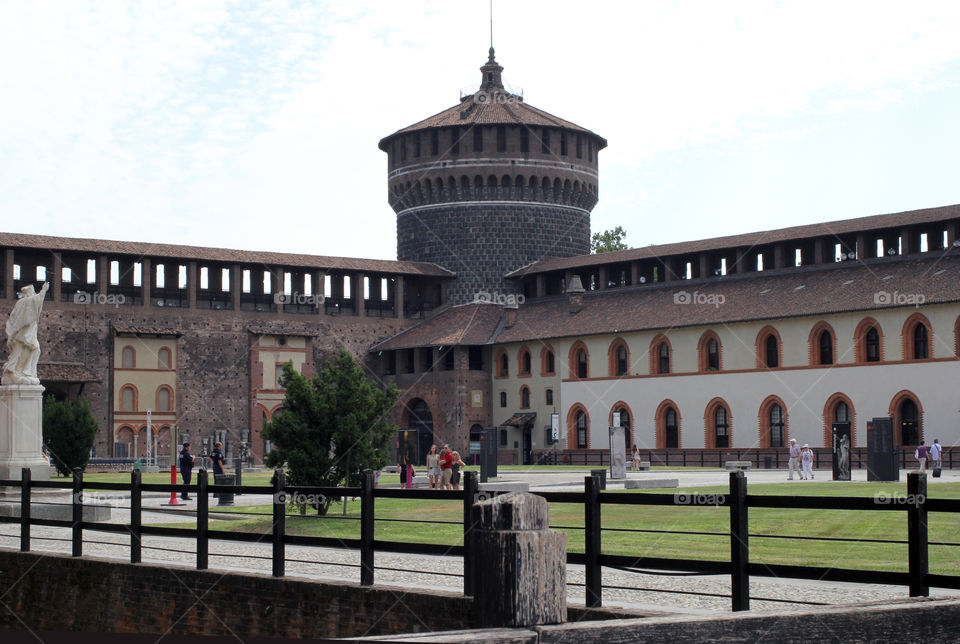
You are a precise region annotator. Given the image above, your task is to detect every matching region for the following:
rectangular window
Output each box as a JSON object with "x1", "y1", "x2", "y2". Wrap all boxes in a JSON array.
[
  {"x1": 520, "y1": 127, "x2": 529, "y2": 153},
  {"x1": 422, "y1": 349, "x2": 433, "y2": 373},
  {"x1": 451, "y1": 127, "x2": 460, "y2": 155},
  {"x1": 383, "y1": 351, "x2": 396, "y2": 375},
  {"x1": 443, "y1": 349, "x2": 455, "y2": 370},
  {"x1": 497, "y1": 126, "x2": 506, "y2": 153},
  {"x1": 469, "y1": 346, "x2": 484, "y2": 370},
  {"x1": 541, "y1": 128, "x2": 550, "y2": 154},
  {"x1": 414, "y1": 133, "x2": 421, "y2": 157},
  {"x1": 560, "y1": 131, "x2": 567, "y2": 156},
  {"x1": 474, "y1": 127, "x2": 483, "y2": 152},
  {"x1": 405, "y1": 348, "x2": 415, "y2": 374},
  {"x1": 500, "y1": 391, "x2": 507, "y2": 408},
  {"x1": 500, "y1": 429, "x2": 508, "y2": 446},
  {"x1": 400, "y1": 135, "x2": 407, "y2": 161},
  {"x1": 545, "y1": 389, "x2": 553, "y2": 405},
  {"x1": 576, "y1": 135, "x2": 582, "y2": 159},
  {"x1": 431, "y1": 130, "x2": 439, "y2": 155}
]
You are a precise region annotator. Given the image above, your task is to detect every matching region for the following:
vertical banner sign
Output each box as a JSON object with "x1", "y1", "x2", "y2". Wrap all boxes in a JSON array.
[
  {"x1": 609, "y1": 425, "x2": 627, "y2": 480},
  {"x1": 550, "y1": 413, "x2": 559, "y2": 443},
  {"x1": 146, "y1": 409, "x2": 153, "y2": 464}
]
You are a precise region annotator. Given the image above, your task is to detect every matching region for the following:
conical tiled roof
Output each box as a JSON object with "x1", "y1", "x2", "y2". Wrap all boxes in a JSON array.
[{"x1": 378, "y1": 49, "x2": 606, "y2": 150}]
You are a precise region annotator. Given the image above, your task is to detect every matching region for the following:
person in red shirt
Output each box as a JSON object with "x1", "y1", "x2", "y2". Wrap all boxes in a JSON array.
[{"x1": 439, "y1": 444, "x2": 455, "y2": 489}]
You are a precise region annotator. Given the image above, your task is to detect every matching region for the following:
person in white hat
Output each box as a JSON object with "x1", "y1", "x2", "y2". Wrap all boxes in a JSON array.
[
  {"x1": 801, "y1": 443, "x2": 814, "y2": 480},
  {"x1": 788, "y1": 438, "x2": 801, "y2": 480}
]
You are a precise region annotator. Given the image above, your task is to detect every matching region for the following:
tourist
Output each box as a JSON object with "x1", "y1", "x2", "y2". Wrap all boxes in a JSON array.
[
  {"x1": 632, "y1": 445, "x2": 642, "y2": 471},
  {"x1": 426, "y1": 444, "x2": 440, "y2": 489},
  {"x1": 930, "y1": 439, "x2": 942, "y2": 476},
  {"x1": 439, "y1": 444, "x2": 454, "y2": 489},
  {"x1": 788, "y1": 438, "x2": 801, "y2": 480},
  {"x1": 916, "y1": 441, "x2": 928, "y2": 473},
  {"x1": 178, "y1": 442, "x2": 195, "y2": 500},
  {"x1": 450, "y1": 451, "x2": 466, "y2": 490},
  {"x1": 800, "y1": 444, "x2": 814, "y2": 480}
]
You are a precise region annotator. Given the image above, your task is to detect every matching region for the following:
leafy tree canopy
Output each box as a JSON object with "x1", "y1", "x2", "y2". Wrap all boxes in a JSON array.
[
  {"x1": 591, "y1": 226, "x2": 629, "y2": 253},
  {"x1": 262, "y1": 350, "x2": 399, "y2": 513},
  {"x1": 43, "y1": 396, "x2": 98, "y2": 476}
]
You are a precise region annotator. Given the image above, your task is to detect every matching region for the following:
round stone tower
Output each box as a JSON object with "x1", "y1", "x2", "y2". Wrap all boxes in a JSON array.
[{"x1": 379, "y1": 48, "x2": 607, "y2": 305}]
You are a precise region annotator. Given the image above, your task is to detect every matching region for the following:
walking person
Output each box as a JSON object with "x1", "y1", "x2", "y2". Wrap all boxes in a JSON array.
[
  {"x1": 632, "y1": 445, "x2": 642, "y2": 471},
  {"x1": 426, "y1": 444, "x2": 440, "y2": 489},
  {"x1": 788, "y1": 438, "x2": 801, "y2": 480},
  {"x1": 930, "y1": 439, "x2": 943, "y2": 477},
  {"x1": 450, "y1": 451, "x2": 467, "y2": 490},
  {"x1": 916, "y1": 441, "x2": 928, "y2": 473},
  {"x1": 209, "y1": 441, "x2": 225, "y2": 499},
  {"x1": 178, "y1": 442, "x2": 195, "y2": 500},
  {"x1": 800, "y1": 444, "x2": 814, "y2": 480},
  {"x1": 439, "y1": 444, "x2": 454, "y2": 490}
]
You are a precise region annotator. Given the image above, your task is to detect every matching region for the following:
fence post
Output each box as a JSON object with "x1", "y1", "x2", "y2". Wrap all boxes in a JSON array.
[
  {"x1": 907, "y1": 472, "x2": 929, "y2": 597},
  {"x1": 20, "y1": 467, "x2": 30, "y2": 552},
  {"x1": 234, "y1": 456, "x2": 242, "y2": 496},
  {"x1": 360, "y1": 469, "x2": 375, "y2": 586},
  {"x1": 729, "y1": 470, "x2": 749, "y2": 611},
  {"x1": 463, "y1": 470, "x2": 478, "y2": 596},
  {"x1": 130, "y1": 469, "x2": 142, "y2": 563},
  {"x1": 584, "y1": 474, "x2": 602, "y2": 607},
  {"x1": 72, "y1": 467, "x2": 83, "y2": 557},
  {"x1": 196, "y1": 469, "x2": 208, "y2": 570},
  {"x1": 272, "y1": 469, "x2": 286, "y2": 577}
]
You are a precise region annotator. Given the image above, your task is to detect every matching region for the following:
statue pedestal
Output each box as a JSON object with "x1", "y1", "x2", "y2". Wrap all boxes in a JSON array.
[{"x1": 0, "y1": 384, "x2": 50, "y2": 483}]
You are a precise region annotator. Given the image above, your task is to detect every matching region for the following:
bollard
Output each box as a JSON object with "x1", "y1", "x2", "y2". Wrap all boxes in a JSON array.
[
  {"x1": 166, "y1": 465, "x2": 180, "y2": 505},
  {"x1": 472, "y1": 492, "x2": 566, "y2": 628}
]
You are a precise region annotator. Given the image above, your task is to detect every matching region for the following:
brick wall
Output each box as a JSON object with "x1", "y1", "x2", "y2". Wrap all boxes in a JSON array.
[{"x1": 0, "y1": 550, "x2": 471, "y2": 638}]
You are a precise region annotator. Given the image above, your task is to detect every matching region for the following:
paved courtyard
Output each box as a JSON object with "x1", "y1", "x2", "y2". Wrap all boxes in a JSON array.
[{"x1": 2, "y1": 466, "x2": 958, "y2": 615}]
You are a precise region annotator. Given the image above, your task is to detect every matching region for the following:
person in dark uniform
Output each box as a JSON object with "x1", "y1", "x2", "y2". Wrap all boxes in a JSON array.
[
  {"x1": 179, "y1": 442, "x2": 195, "y2": 500},
  {"x1": 210, "y1": 441, "x2": 225, "y2": 475}
]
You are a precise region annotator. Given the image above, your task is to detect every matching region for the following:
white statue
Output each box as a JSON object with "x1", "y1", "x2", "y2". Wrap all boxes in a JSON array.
[{"x1": 2, "y1": 282, "x2": 50, "y2": 386}]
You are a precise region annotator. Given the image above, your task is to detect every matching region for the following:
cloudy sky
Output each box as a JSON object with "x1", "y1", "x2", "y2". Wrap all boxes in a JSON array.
[{"x1": 2, "y1": 1, "x2": 959, "y2": 261}]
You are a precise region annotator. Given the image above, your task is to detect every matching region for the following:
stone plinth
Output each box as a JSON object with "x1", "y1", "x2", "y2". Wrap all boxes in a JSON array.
[
  {"x1": 0, "y1": 385, "x2": 49, "y2": 483},
  {"x1": 472, "y1": 492, "x2": 566, "y2": 628},
  {"x1": 625, "y1": 478, "x2": 678, "y2": 489}
]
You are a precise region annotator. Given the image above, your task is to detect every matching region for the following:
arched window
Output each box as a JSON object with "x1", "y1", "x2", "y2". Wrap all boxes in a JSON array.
[
  {"x1": 698, "y1": 331, "x2": 721, "y2": 372},
  {"x1": 158, "y1": 347, "x2": 172, "y2": 370},
  {"x1": 608, "y1": 339, "x2": 629, "y2": 376},
  {"x1": 500, "y1": 391, "x2": 507, "y2": 408},
  {"x1": 714, "y1": 406, "x2": 730, "y2": 448},
  {"x1": 819, "y1": 330, "x2": 833, "y2": 365},
  {"x1": 567, "y1": 405, "x2": 590, "y2": 449},
  {"x1": 545, "y1": 388, "x2": 553, "y2": 405},
  {"x1": 120, "y1": 385, "x2": 136, "y2": 412},
  {"x1": 705, "y1": 398, "x2": 731, "y2": 449},
  {"x1": 665, "y1": 407, "x2": 679, "y2": 448},
  {"x1": 823, "y1": 393, "x2": 855, "y2": 447},
  {"x1": 891, "y1": 392, "x2": 922, "y2": 446},
  {"x1": 156, "y1": 386, "x2": 172, "y2": 412},
  {"x1": 902, "y1": 313, "x2": 932, "y2": 360},
  {"x1": 866, "y1": 327, "x2": 880, "y2": 362},
  {"x1": 913, "y1": 325, "x2": 929, "y2": 359},
  {"x1": 541, "y1": 346, "x2": 556, "y2": 375},
  {"x1": 569, "y1": 342, "x2": 589, "y2": 379},
  {"x1": 835, "y1": 401, "x2": 850, "y2": 423},
  {"x1": 121, "y1": 346, "x2": 135, "y2": 369},
  {"x1": 658, "y1": 342, "x2": 670, "y2": 374},
  {"x1": 769, "y1": 404, "x2": 785, "y2": 447},
  {"x1": 855, "y1": 318, "x2": 883, "y2": 363},
  {"x1": 518, "y1": 347, "x2": 532, "y2": 375},
  {"x1": 520, "y1": 386, "x2": 531, "y2": 409},
  {"x1": 496, "y1": 351, "x2": 509, "y2": 378}
]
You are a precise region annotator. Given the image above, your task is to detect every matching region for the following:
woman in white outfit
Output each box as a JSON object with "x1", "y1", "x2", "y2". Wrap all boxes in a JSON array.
[
  {"x1": 426, "y1": 444, "x2": 440, "y2": 489},
  {"x1": 800, "y1": 444, "x2": 814, "y2": 480}
]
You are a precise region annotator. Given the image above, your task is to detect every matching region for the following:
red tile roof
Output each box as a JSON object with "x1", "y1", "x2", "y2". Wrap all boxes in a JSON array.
[
  {"x1": 0, "y1": 232, "x2": 454, "y2": 278},
  {"x1": 506, "y1": 204, "x2": 960, "y2": 277},
  {"x1": 370, "y1": 303, "x2": 504, "y2": 351},
  {"x1": 38, "y1": 362, "x2": 101, "y2": 383},
  {"x1": 372, "y1": 253, "x2": 960, "y2": 349},
  {"x1": 379, "y1": 90, "x2": 607, "y2": 149}
]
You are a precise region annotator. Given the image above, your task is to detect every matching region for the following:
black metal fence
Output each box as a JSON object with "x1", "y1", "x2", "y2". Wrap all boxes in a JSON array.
[{"x1": 2, "y1": 468, "x2": 959, "y2": 612}]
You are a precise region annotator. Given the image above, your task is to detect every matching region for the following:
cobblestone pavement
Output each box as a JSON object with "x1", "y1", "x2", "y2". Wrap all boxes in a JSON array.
[{"x1": 2, "y1": 469, "x2": 958, "y2": 615}]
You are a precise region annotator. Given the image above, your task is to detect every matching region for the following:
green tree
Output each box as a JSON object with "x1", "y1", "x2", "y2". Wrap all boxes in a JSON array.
[
  {"x1": 42, "y1": 396, "x2": 99, "y2": 476},
  {"x1": 591, "y1": 226, "x2": 629, "y2": 253},
  {"x1": 262, "y1": 350, "x2": 399, "y2": 514}
]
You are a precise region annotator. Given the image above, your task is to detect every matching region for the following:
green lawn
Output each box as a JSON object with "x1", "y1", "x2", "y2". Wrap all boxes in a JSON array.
[{"x1": 148, "y1": 480, "x2": 960, "y2": 575}]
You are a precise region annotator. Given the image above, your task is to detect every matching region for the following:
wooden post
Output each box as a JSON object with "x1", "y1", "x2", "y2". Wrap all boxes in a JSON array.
[
  {"x1": 584, "y1": 475, "x2": 602, "y2": 608},
  {"x1": 360, "y1": 469, "x2": 375, "y2": 586},
  {"x1": 196, "y1": 469, "x2": 208, "y2": 570},
  {"x1": 20, "y1": 468, "x2": 30, "y2": 552},
  {"x1": 272, "y1": 469, "x2": 286, "y2": 577},
  {"x1": 907, "y1": 472, "x2": 929, "y2": 597},
  {"x1": 463, "y1": 470, "x2": 479, "y2": 596},
  {"x1": 130, "y1": 469, "x2": 142, "y2": 563},
  {"x1": 730, "y1": 470, "x2": 750, "y2": 611},
  {"x1": 72, "y1": 467, "x2": 83, "y2": 557}
]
